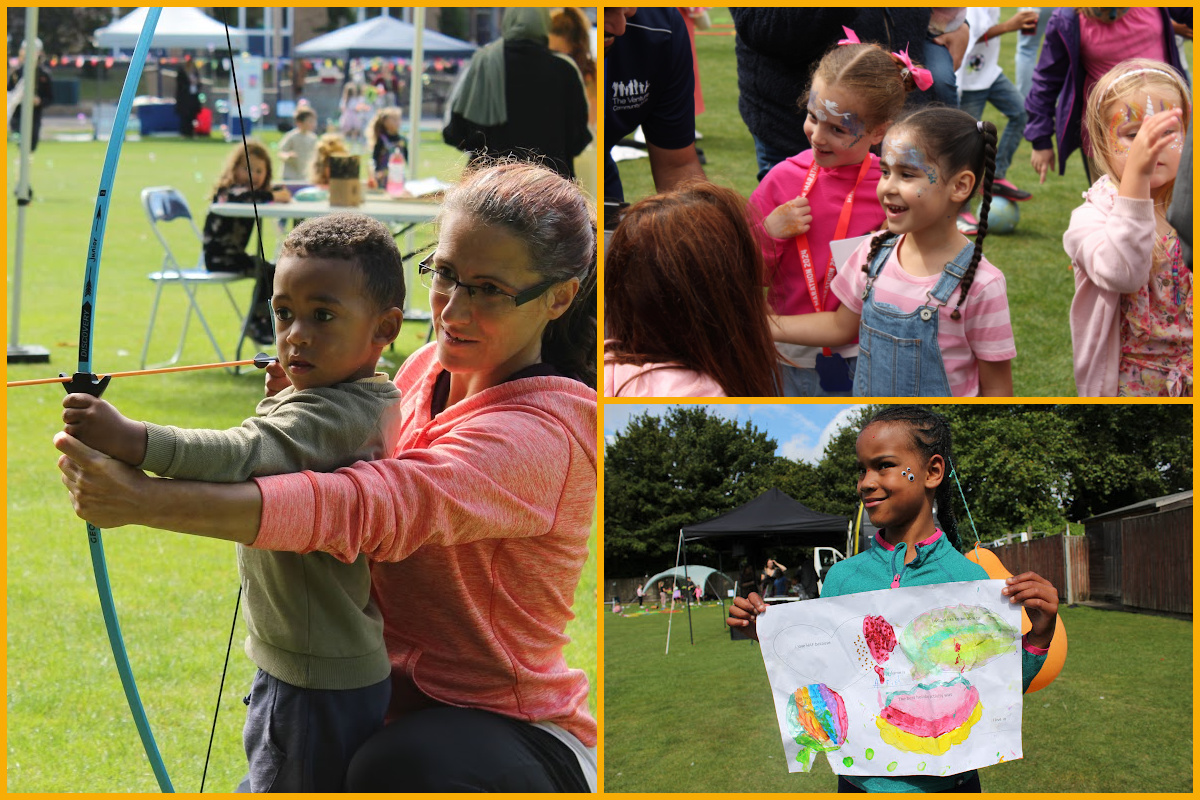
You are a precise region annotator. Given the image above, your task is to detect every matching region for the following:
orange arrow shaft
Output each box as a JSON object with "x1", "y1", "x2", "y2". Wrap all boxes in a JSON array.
[{"x1": 7, "y1": 357, "x2": 273, "y2": 387}]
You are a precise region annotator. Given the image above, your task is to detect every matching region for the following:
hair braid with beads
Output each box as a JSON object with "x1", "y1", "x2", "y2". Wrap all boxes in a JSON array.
[{"x1": 863, "y1": 405, "x2": 962, "y2": 549}]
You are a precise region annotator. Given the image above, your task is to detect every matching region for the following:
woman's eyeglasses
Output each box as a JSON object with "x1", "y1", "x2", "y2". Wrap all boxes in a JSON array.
[{"x1": 418, "y1": 256, "x2": 555, "y2": 313}]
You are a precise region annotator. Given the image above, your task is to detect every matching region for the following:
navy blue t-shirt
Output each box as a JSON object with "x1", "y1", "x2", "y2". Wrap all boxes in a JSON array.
[{"x1": 604, "y1": 7, "x2": 696, "y2": 201}]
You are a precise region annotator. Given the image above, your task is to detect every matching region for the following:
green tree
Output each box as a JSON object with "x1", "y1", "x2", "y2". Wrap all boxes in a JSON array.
[{"x1": 605, "y1": 407, "x2": 780, "y2": 577}]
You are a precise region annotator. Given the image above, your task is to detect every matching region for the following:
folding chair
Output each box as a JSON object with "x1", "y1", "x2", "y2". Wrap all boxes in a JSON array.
[{"x1": 138, "y1": 186, "x2": 253, "y2": 369}]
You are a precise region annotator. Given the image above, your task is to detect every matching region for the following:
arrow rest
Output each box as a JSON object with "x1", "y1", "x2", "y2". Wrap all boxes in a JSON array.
[{"x1": 61, "y1": 372, "x2": 111, "y2": 397}]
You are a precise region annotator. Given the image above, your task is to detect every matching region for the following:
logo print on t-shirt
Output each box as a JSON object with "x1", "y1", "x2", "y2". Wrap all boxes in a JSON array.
[{"x1": 610, "y1": 79, "x2": 651, "y2": 111}]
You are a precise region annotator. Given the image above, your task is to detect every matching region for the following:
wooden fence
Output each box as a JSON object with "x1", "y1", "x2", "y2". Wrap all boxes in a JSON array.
[
  {"x1": 1119, "y1": 507, "x2": 1192, "y2": 615},
  {"x1": 989, "y1": 534, "x2": 1089, "y2": 603}
]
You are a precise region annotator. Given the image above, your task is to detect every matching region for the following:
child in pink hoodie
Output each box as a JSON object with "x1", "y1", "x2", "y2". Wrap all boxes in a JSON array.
[{"x1": 1065, "y1": 59, "x2": 1192, "y2": 396}]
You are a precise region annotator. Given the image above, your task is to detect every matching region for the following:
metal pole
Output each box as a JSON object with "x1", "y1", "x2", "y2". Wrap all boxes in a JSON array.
[
  {"x1": 665, "y1": 530, "x2": 683, "y2": 655},
  {"x1": 407, "y1": 8, "x2": 425, "y2": 181},
  {"x1": 1063, "y1": 525, "x2": 1075, "y2": 606},
  {"x1": 682, "y1": 534, "x2": 694, "y2": 645},
  {"x1": 9, "y1": 7, "x2": 50, "y2": 364}
]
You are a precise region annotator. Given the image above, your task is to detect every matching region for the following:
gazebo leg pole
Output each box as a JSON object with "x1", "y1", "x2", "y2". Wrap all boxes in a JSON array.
[
  {"x1": 683, "y1": 534, "x2": 694, "y2": 645},
  {"x1": 665, "y1": 530, "x2": 683, "y2": 656}
]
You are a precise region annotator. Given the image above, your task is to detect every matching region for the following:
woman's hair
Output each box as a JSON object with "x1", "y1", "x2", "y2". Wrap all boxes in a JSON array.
[
  {"x1": 863, "y1": 107, "x2": 998, "y2": 320},
  {"x1": 280, "y1": 213, "x2": 406, "y2": 311},
  {"x1": 863, "y1": 405, "x2": 963, "y2": 549},
  {"x1": 439, "y1": 159, "x2": 596, "y2": 386},
  {"x1": 366, "y1": 107, "x2": 402, "y2": 151},
  {"x1": 1085, "y1": 57, "x2": 1191, "y2": 213},
  {"x1": 550, "y1": 7, "x2": 597, "y2": 83},
  {"x1": 215, "y1": 140, "x2": 273, "y2": 193},
  {"x1": 604, "y1": 180, "x2": 780, "y2": 397},
  {"x1": 309, "y1": 132, "x2": 349, "y2": 185},
  {"x1": 806, "y1": 41, "x2": 924, "y2": 130}
]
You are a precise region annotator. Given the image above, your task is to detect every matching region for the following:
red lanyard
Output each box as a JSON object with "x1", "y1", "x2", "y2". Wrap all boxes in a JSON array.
[{"x1": 793, "y1": 155, "x2": 874, "y2": 313}]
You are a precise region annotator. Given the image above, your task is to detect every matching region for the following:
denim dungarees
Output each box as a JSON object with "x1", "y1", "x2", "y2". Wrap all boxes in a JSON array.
[{"x1": 853, "y1": 239, "x2": 976, "y2": 397}]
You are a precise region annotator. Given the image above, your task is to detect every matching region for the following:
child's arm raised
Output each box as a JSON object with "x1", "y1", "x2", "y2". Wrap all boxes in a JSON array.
[
  {"x1": 977, "y1": 359, "x2": 1013, "y2": 397},
  {"x1": 1118, "y1": 107, "x2": 1184, "y2": 201},
  {"x1": 62, "y1": 395, "x2": 147, "y2": 467},
  {"x1": 768, "y1": 303, "x2": 859, "y2": 347}
]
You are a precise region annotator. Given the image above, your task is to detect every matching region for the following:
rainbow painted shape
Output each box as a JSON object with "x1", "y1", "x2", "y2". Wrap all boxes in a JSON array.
[
  {"x1": 786, "y1": 683, "x2": 849, "y2": 770},
  {"x1": 876, "y1": 677, "x2": 983, "y2": 755},
  {"x1": 899, "y1": 604, "x2": 1017, "y2": 676}
]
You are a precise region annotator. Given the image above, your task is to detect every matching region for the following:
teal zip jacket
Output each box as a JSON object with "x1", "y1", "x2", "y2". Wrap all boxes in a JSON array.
[{"x1": 821, "y1": 529, "x2": 1049, "y2": 792}]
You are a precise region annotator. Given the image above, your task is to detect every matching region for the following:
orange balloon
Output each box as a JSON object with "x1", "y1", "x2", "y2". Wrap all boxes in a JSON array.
[{"x1": 965, "y1": 545, "x2": 1066, "y2": 693}]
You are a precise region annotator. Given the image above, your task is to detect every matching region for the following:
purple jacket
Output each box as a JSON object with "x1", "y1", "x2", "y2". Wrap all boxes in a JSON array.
[{"x1": 1024, "y1": 7, "x2": 1187, "y2": 176}]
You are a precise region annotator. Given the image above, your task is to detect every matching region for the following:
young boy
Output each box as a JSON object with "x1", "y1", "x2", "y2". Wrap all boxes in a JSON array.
[
  {"x1": 956, "y1": 7, "x2": 1040, "y2": 202},
  {"x1": 62, "y1": 213, "x2": 405, "y2": 792},
  {"x1": 278, "y1": 106, "x2": 320, "y2": 181}
]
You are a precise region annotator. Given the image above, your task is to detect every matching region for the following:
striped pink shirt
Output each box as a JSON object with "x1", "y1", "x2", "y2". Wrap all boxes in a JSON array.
[{"x1": 831, "y1": 235, "x2": 1016, "y2": 397}]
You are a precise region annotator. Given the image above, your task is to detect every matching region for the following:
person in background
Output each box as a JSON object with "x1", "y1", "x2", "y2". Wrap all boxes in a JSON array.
[
  {"x1": 367, "y1": 107, "x2": 407, "y2": 189},
  {"x1": 445, "y1": 8, "x2": 590, "y2": 180},
  {"x1": 174, "y1": 58, "x2": 201, "y2": 139},
  {"x1": 1014, "y1": 7, "x2": 1055, "y2": 100},
  {"x1": 550, "y1": 7, "x2": 598, "y2": 128},
  {"x1": 278, "y1": 106, "x2": 319, "y2": 181},
  {"x1": 1167, "y1": 127, "x2": 1191, "y2": 269},
  {"x1": 309, "y1": 132, "x2": 351, "y2": 188},
  {"x1": 604, "y1": 7, "x2": 705, "y2": 201},
  {"x1": 7, "y1": 38, "x2": 53, "y2": 151}
]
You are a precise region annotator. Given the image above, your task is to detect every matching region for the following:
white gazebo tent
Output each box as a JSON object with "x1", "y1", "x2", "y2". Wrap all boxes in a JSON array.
[{"x1": 94, "y1": 7, "x2": 248, "y2": 50}]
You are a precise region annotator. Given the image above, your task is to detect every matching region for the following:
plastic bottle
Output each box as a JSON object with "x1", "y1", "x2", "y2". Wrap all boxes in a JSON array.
[{"x1": 385, "y1": 149, "x2": 406, "y2": 197}]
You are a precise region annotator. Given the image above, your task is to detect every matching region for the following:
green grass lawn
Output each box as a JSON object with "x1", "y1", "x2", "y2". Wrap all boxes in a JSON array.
[
  {"x1": 5, "y1": 131, "x2": 596, "y2": 792},
  {"x1": 602, "y1": 603, "x2": 1192, "y2": 793},
  {"x1": 613, "y1": 9, "x2": 1194, "y2": 397}
]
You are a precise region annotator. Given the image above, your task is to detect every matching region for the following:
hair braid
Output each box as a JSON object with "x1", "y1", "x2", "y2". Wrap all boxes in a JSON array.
[
  {"x1": 953, "y1": 121, "x2": 998, "y2": 320},
  {"x1": 863, "y1": 405, "x2": 962, "y2": 550},
  {"x1": 860, "y1": 230, "x2": 898, "y2": 276}
]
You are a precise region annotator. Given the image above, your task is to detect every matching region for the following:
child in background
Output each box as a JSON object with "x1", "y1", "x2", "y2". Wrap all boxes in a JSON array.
[
  {"x1": 770, "y1": 108, "x2": 1016, "y2": 397},
  {"x1": 202, "y1": 141, "x2": 291, "y2": 344},
  {"x1": 338, "y1": 82, "x2": 368, "y2": 144},
  {"x1": 550, "y1": 7, "x2": 598, "y2": 127},
  {"x1": 63, "y1": 213, "x2": 407, "y2": 792},
  {"x1": 604, "y1": 181, "x2": 780, "y2": 397},
  {"x1": 728, "y1": 405, "x2": 1059, "y2": 792},
  {"x1": 1065, "y1": 58, "x2": 1191, "y2": 396},
  {"x1": 956, "y1": 8, "x2": 1039, "y2": 202},
  {"x1": 309, "y1": 132, "x2": 351, "y2": 188},
  {"x1": 750, "y1": 33, "x2": 924, "y2": 397},
  {"x1": 367, "y1": 107, "x2": 408, "y2": 189},
  {"x1": 277, "y1": 106, "x2": 319, "y2": 181}
]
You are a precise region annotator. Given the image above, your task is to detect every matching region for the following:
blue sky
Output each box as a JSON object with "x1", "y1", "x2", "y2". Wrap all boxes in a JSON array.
[{"x1": 602, "y1": 403, "x2": 869, "y2": 464}]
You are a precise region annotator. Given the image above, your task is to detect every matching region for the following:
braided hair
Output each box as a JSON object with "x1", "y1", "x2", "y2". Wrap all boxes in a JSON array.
[
  {"x1": 863, "y1": 405, "x2": 962, "y2": 550},
  {"x1": 883, "y1": 108, "x2": 999, "y2": 320}
]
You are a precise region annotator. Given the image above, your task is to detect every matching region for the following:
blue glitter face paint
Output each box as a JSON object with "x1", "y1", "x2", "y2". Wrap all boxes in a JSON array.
[{"x1": 881, "y1": 135, "x2": 940, "y2": 186}]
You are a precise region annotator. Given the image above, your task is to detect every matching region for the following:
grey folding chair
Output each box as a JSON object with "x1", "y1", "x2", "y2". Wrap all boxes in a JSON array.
[{"x1": 139, "y1": 186, "x2": 252, "y2": 369}]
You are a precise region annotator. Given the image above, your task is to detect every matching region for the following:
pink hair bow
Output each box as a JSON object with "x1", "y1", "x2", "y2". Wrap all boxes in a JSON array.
[
  {"x1": 837, "y1": 26, "x2": 860, "y2": 46},
  {"x1": 892, "y1": 44, "x2": 934, "y2": 91}
]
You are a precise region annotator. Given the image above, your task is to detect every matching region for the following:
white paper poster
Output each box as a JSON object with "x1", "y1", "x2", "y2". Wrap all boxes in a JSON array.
[{"x1": 756, "y1": 579, "x2": 1023, "y2": 777}]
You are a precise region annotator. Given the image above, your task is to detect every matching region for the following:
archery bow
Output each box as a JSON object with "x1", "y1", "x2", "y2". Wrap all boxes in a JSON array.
[{"x1": 69, "y1": 7, "x2": 173, "y2": 792}]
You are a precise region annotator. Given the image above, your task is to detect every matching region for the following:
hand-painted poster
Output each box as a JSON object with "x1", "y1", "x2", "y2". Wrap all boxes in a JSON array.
[{"x1": 756, "y1": 580, "x2": 1023, "y2": 777}]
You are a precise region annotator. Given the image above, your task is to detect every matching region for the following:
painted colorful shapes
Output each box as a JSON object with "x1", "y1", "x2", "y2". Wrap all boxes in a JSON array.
[
  {"x1": 899, "y1": 604, "x2": 1017, "y2": 676},
  {"x1": 863, "y1": 615, "x2": 897, "y2": 683},
  {"x1": 875, "y1": 677, "x2": 983, "y2": 755},
  {"x1": 787, "y1": 683, "x2": 849, "y2": 770}
]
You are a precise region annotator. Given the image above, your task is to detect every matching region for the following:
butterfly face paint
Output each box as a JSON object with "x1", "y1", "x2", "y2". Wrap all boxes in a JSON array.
[{"x1": 803, "y1": 77, "x2": 875, "y2": 167}]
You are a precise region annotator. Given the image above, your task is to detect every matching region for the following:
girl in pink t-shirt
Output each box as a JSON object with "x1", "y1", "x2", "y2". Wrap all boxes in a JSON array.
[
  {"x1": 1065, "y1": 59, "x2": 1192, "y2": 397},
  {"x1": 751, "y1": 30, "x2": 928, "y2": 397},
  {"x1": 770, "y1": 107, "x2": 1016, "y2": 397}
]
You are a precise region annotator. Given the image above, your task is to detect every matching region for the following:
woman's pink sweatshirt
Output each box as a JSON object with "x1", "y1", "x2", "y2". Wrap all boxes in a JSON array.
[
  {"x1": 252, "y1": 344, "x2": 598, "y2": 746},
  {"x1": 1064, "y1": 176, "x2": 1158, "y2": 397}
]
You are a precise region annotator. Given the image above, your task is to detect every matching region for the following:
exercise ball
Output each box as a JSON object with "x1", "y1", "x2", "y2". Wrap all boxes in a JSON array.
[
  {"x1": 980, "y1": 195, "x2": 1019, "y2": 234},
  {"x1": 965, "y1": 545, "x2": 1066, "y2": 693}
]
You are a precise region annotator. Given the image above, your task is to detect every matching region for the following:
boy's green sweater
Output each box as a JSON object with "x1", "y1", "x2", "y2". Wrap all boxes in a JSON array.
[{"x1": 821, "y1": 529, "x2": 1049, "y2": 793}]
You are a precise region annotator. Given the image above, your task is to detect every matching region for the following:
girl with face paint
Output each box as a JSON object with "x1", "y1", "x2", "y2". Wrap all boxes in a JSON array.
[
  {"x1": 1065, "y1": 58, "x2": 1192, "y2": 397},
  {"x1": 749, "y1": 36, "x2": 924, "y2": 397},
  {"x1": 769, "y1": 107, "x2": 1017, "y2": 398}
]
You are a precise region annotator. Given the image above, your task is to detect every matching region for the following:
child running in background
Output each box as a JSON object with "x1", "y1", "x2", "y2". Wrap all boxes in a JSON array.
[
  {"x1": 604, "y1": 181, "x2": 780, "y2": 397},
  {"x1": 277, "y1": 106, "x2": 319, "y2": 181},
  {"x1": 750, "y1": 30, "x2": 927, "y2": 397},
  {"x1": 202, "y1": 141, "x2": 291, "y2": 344},
  {"x1": 367, "y1": 107, "x2": 408, "y2": 189},
  {"x1": 1065, "y1": 58, "x2": 1192, "y2": 396},
  {"x1": 728, "y1": 405, "x2": 1059, "y2": 792},
  {"x1": 770, "y1": 107, "x2": 1016, "y2": 397},
  {"x1": 63, "y1": 213, "x2": 407, "y2": 792}
]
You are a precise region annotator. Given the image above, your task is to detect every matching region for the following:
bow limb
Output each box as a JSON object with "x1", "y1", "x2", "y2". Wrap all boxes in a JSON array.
[{"x1": 76, "y1": 7, "x2": 174, "y2": 792}]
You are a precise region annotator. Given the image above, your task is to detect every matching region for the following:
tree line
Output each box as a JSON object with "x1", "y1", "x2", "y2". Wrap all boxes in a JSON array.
[{"x1": 604, "y1": 404, "x2": 1192, "y2": 579}]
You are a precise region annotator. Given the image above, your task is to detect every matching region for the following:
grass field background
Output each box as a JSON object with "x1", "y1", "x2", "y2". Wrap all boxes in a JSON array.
[
  {"x1": 5, "y1": 129, "x2": 596, "y2": 792},
  {"x1": 603, "y1": 602, "x2": 1192, "y2": 793},
  {"x1": 613, "y1": 8, "x2": 1194, "y2": 397}
]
